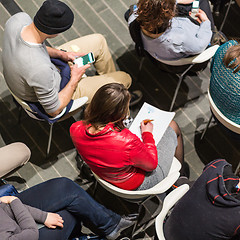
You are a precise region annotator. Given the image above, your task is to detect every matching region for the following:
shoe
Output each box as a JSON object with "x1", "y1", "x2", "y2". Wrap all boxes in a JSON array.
[
  {"x1": 174, "y1": 176, "x2": 195, "y2": 188},
  {"x1": 106, "y1": 214, "x2": 138, "y2": 240},
  {"x1": 180, "y1": 161, "x2": 190, "y2": 179},
  {"x1": 129, "y1": 90, "x2": 143, "y2": 107}
]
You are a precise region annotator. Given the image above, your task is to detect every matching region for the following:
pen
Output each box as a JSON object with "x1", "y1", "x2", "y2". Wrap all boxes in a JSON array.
[{"x1": 143, "y1": 119, "x2": 154, "y2": 125}]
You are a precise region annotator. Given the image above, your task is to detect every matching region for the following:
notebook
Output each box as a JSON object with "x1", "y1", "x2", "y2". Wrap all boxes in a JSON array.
[{"x1": 129, "y1": 102, "x2": 175, "y2": 144}]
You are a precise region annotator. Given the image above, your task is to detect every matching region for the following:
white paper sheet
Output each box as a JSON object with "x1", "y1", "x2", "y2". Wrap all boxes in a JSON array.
[{"x1": 129, "y1": 102, "x2": 175, "y2": 144}]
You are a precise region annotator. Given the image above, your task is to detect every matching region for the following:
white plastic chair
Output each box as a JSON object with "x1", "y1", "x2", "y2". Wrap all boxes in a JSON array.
[
  {"x1": 201, "y1": 89, "x2": 240, "y2": 138},
  {"x1": 8, "y1": 88, "x2": 88, "y2": 156},
  {"x1": 92, "y1": 157, "x2": 181, "y2": 237},
  {"x1": 201, "y1": 89, "x2": 240, "y2": 173},
  {"x1": 152, "y1": 45, "x2": 219, "y2": 111},
  {"x1": 155, "y1": 184, "x2": 190, "y2": 240}
]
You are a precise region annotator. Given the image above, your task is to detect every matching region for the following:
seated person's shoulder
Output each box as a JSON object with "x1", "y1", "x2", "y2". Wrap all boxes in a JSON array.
[
  {"x1": 6, "y1": 12, "x2": 32, "y2": 26},
  {"x1": 224, "y1": 40, "x2": 239, "y2": 48}
]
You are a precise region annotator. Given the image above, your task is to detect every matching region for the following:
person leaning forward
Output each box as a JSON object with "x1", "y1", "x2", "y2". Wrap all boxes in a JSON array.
[{"x1": 2, "y1": 0, "x2": 137, "y2": 118}]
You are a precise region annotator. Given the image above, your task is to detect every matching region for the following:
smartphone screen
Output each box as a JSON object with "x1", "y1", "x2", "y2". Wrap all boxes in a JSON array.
[
  {"x1": 74, "y1": 52, "x2": 95, "y2": 67},
  {"x1": 192, "y1": 0, "x2": 199, "y2": 9}
]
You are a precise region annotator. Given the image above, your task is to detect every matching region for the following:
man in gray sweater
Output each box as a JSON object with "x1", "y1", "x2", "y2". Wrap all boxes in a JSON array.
[{"x1": 2, "y1": 0, "x2": 133, "y2": 118}]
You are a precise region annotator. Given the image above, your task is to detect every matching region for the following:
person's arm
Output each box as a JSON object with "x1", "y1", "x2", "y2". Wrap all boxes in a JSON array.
[
  {"x1": 128, "y1": 121, "x2": 158, "y2": 172},
  {"x1": 16, "y1": 204, "x2": 64, "y2": 231},
  {"x1": 0, "y1": 196, "x2": 39, "y2": 240},
  {"x1": 44, "y1": 47, "x2": 90, "y2": 117},
  {"x1": 46, "y1": 46, "x2": 87, "y2": 63},
  {"x1": 51, "y1": 63, "x2": 90, "y2": 117},
  {"x1": 24, "y1": 204, "x2": 64, "y2": 229},
  {"x1": 183, "y1": 9, "x2": 212, "y2": 55},
  {"x1": 33, "y1": 63, "x2": 90, "y2": 117}
]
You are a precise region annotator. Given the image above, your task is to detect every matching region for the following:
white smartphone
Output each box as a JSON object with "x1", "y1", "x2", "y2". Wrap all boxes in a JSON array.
[
  {"x1": 191, "y1": 0, "x2": 199, "y2": 20},
  {"x1": 74, "y1": 52, "x2": 95, "y2": 67}
]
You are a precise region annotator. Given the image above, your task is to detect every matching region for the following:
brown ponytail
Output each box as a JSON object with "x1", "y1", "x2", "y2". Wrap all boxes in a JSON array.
[{"x1": 223, "y1": 41, "x2": 240, "y2": 73}]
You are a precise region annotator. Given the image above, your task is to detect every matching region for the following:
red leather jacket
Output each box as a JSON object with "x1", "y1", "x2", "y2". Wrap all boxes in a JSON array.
[{"x1": 70, "y1": 121, "x2": 158, "y2": 190}]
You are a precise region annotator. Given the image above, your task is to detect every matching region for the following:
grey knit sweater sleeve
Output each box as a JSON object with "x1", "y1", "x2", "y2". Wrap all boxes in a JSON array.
[
  {"x1": 0, "y1": 198, "x2": 41, "y2": 240},
  {"x1": 23, "y1": 204, "x2": 48, "y2": 223}
]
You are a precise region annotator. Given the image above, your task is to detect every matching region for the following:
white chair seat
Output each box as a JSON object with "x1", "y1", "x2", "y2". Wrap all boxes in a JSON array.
[
  {"x1": 7, "y1": 87, "x2": 88, "y2": 156},
  {"x1": 208, "y1": 91, "x2": 240, "y2": 134},
  {"x1": 93, "y1": 157, "x2": 181, "y2": 200},
  {"x1": 153, "y1": 45, "x2": 219, "y2": 66},
  {"x1": 148, "y1": 45, "x2": 219, "y2": 111}
]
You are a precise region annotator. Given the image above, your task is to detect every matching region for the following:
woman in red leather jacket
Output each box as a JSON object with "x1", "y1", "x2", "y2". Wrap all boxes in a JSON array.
[{"x1": 70, "y1": 83, "x2": 185, "y2": 190}]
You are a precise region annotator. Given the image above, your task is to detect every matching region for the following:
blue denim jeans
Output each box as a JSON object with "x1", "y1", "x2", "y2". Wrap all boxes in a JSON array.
[{"x1": 17, "y1": 177, "x2": 121, "y2": 240}]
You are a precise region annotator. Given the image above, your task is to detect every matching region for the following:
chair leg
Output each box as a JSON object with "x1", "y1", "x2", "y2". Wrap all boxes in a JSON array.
[
  {"x1": 219, "y1": 0, "x2": 233, "y2": 32},
  {"x1": 136, "y1": 57, "x2": 145, "y2": 82},
  {"x1": 200, "y1": 114, "x2": 213, "y2": 140},
  {"x1": 131, "y1": 195, "x2": 161, "y2": 238},
  {"x1": 18, "y1": 106, "x2": 23, "y2": 124},
  {"x1": 92, "y1": 180, "x2": 98, "y2": 198},
  {"x1": 234, "y1": 161, "x2": 240, "y2": 175},
  {"x1": 47, "y1": 123, "x2": 53, "y2": 157},
  {"x1": 169, "y1": 64, "x2": 194, "y2": 111}
]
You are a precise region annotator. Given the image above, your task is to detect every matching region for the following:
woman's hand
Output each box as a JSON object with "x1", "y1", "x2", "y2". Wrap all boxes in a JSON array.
[
  {"x1": 195, "y1": 9, "x2": 209, "y2": 23},
  {"x1": 140, "y1": 120, "x2": 153, "y2": 134},
  {"x1": 0, "y1": 196, "x2": 18, "y2": 204},
  {"x1": 44, "y1": 213, "x2": 64, "y2": 229}
]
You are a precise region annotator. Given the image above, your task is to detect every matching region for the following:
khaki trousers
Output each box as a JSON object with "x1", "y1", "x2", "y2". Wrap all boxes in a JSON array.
[
  {"x1": 58, "y1": 34, "x2": 132, "y2": 103},
  {"x1": 0, "y1": 142, "x2": 31, "y2": 178}
]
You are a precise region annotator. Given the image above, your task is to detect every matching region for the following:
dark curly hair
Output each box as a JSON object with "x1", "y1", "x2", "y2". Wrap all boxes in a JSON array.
[{"x1": 137, "y1": 0, "x2": 176, "y2": 34}]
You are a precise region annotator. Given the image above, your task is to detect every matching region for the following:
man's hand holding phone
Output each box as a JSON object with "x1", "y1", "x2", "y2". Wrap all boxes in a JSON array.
[{"x1": 70, "y1": 63, "x2": 90, "y2": 84}]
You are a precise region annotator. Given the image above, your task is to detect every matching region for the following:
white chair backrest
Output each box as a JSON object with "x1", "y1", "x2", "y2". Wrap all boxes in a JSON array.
[
  {"x1": 192, "y1": 45, "x2": 219, "y2": 64},
  {"x1": 93, "y1": 157, "x2": 181, "y2": 200},
  {"x1": 155, "y1": 184, "x2": 190, "y2": 240},
  {"x1": 8, "y1": 88, "x2": 42, "y2": 120},
  {"x1": 208, "y1": 90, "x2": 240, "y2": 134},
  {"x1": 8, "y1": 87, "x2": 88, "y2": 121},
  {"x1": 155, "y1": 45, "x2": 219, "y2": 66}
]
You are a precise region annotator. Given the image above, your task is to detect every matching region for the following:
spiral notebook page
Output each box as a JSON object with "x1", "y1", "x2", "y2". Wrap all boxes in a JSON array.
[{"x1": 129, "y1": 102, "x2": 175, "y2": 144}]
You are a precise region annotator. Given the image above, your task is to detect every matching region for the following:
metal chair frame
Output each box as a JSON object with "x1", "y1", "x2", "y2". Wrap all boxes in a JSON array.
[
  {"x1": 9, "y1": 88, "x2": 88, "y2": 157},
  {"x1": 201, "y1": 90, "x2": 240, "y2": 174},
  {"x1": 137, "y1": 45, "x2": 219, "y2": 111},
  {"x1": 92, "y1": 157, "x2": 181, "y2": 238}
]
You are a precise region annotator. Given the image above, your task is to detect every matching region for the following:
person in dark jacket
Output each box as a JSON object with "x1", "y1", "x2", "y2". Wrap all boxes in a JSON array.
[{"x1": 164, "y1": 159, "x2": 240, "y2": 240}]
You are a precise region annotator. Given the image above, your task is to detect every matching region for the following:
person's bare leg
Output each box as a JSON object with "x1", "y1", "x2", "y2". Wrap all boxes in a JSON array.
[
  {"x1": 169, "y1": 121, "x2": 190, "y2": 180},
  {"x1": 169, "y1": 120, "x2": 184, "y2": 164},
  {"x1": 169, "y1": 120, "x2": 190, "y2": 177}
]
